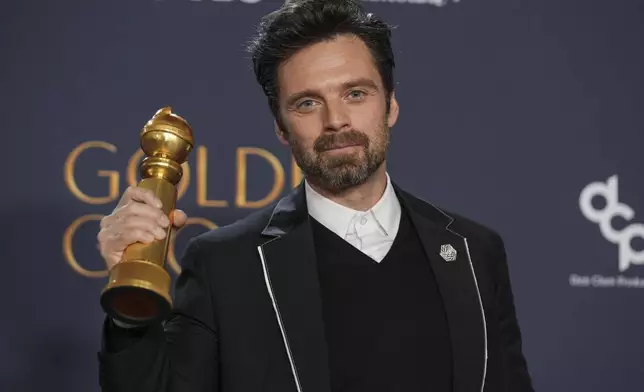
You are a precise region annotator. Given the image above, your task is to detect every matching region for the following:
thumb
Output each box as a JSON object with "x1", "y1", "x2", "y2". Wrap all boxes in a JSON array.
[{"x1": 170, "y1": 209, "x2": 188, "y2": 228}]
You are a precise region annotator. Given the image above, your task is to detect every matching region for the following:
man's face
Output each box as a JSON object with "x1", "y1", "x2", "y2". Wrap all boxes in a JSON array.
[{"x1": 276, "y1": 34, "x2": 399, "y2": 192}]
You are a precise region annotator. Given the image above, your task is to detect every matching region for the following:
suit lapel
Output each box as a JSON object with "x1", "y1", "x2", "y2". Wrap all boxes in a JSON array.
[
  {"x1": 396, "y1": 186, "x2": 487, "y2": 392},
  {"x1": 256, "y1": 181, "x2": 487, "y2": 392},
  {"x1": 257, "y1": 183, "x2": 331, "y2": 392}
]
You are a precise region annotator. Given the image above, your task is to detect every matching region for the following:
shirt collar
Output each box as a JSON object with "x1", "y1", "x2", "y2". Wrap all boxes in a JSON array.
[{"x1": 304, "y1": 173, "x2": 401, "y2": 238}]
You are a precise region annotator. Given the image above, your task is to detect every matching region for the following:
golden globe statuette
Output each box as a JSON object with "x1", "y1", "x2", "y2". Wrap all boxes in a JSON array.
[{"x1": 100, "y1": 106, "x2": 194, "y2": 326}]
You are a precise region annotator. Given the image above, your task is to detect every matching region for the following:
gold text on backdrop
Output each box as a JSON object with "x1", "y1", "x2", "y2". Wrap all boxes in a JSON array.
[{"x1": 62, "y1": 137, "x2": 303, "y2": 279}]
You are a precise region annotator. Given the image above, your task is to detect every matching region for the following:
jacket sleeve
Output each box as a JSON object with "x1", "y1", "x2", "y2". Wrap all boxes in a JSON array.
[
  {"x1": 97, "y1": 237, "x2": 219, "y2": 392},
  {"x1": 491, "y1": 233, "x2": 535, "y2": 392}
]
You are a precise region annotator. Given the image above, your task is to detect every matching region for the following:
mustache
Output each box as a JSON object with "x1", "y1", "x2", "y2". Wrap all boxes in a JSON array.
[{"x1": 314, "y1": 130, "x2": 369, "y2": 152}]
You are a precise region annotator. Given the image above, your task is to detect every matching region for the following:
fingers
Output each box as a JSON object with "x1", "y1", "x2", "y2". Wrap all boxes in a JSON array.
[
  {"x1": 99, "y1": 213, "x2": 166, "y2": 248},
  {"x1": 120, "y1": 186, "x2": 162, "y2": 209},
  {"x1": 110, "y1": 227, "x2": 159, "y2": 251},
  {"x1": 171, "y1": 209, "x2": 188, "y2": 228},
  {"x1": 98, "y1": 186, "x2": 189, "y2": 270},
  {"x1": 102, "y1": 198, "x2": 169, "y2": 230},
  {"x1": 120, "y1": 215, "x2": 168, "y2": 240},
  {"x1": 119, "y1": 200, "x2": 169, "y2": 226}
]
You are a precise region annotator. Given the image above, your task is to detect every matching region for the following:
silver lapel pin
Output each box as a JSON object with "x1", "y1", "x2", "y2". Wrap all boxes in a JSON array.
[{"x1": 440, "y1": 244, "x2": 457, "y2": 262}]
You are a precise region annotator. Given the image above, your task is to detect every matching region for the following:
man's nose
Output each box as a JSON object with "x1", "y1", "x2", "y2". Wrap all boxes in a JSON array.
[{"x1": 323, "y1": 100, "x2": 351, "y2": 132}]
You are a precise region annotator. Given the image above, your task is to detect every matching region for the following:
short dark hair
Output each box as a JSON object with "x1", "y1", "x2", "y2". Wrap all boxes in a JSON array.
[{"x1": 247, "y1": 0, "x2": 396, "y2": 121}]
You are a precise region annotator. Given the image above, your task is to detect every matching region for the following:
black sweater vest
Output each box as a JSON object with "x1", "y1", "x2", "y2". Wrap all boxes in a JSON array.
[{"x1": 311, "y1": 208, "x2": 453, "y2": 392}]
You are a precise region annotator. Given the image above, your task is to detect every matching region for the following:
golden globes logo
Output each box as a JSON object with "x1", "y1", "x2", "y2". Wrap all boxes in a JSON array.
[{"x1": 63, "y1": 141, "x2": 302, "y2": 278}]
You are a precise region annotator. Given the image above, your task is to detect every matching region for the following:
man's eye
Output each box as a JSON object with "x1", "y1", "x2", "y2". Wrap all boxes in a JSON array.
[
  {"x1": 297, "y1": 100, "x2": 316, "y2": 109},
  {"x1": 348, "y1": 90, "x2": 366, "y2": 100}
]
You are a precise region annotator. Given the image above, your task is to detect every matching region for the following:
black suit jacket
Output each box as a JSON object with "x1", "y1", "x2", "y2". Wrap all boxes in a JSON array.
[{"x1": 98, "y1": 182, "x2": 534, "y2": 392}]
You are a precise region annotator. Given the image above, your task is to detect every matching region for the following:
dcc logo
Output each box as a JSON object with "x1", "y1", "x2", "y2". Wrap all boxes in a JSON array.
[{"x1": 579, "y1": 175, "x2": 644, "y2": 272}]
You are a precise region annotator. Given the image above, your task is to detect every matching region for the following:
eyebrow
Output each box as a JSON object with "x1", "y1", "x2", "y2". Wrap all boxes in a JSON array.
[{"x1": 285, "y1": 77, "x2": 380, "y2": 107}]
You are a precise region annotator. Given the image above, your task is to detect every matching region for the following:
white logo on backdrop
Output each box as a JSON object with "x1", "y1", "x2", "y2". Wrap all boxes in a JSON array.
[{"x1": 570, "y1": 175, "x2": 644, "y2": 288}]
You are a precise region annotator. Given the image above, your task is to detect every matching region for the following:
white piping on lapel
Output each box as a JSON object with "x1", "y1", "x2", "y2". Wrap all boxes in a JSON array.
[
  {"x1": 257, "y1": 243, "x2": 304, "y2": 392},
  {"x1": 410, "y1": 193, "x2": 489, "y2": 392},
  {"x1": 439, "y1": 207, "x2": 489, "y2": 392},
  {"x1": 462, "y1": 236, "x2": 488, "y2": 392}
]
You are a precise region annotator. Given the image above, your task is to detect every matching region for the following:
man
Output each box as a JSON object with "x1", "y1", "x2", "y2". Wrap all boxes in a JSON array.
[{"x1": 96, "y1": 0, "x2": 534, "y2": 391}]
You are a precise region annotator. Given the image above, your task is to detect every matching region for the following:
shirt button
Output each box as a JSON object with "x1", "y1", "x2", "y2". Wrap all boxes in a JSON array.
[{"x1": 360, "y1": 217, "x2": 368, "y2": 225}]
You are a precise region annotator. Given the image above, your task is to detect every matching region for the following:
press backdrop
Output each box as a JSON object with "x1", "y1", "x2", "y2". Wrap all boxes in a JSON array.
[{"x1": 3, "y1": 0, "x2": 644, "y2": 391}]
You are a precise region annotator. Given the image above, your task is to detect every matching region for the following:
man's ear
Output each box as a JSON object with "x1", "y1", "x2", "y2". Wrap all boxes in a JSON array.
[
  {"x1": 387, "y1": 91, "x2": 400, "y2": 128},
  {"x1": 275, "y1": 120, "x2": 289, "y2": 145}
]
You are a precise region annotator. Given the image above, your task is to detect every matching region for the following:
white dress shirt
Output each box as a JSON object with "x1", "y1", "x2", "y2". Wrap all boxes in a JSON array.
[{"x1": 305, "y1": 174, "x2": 402, "y2": 263}]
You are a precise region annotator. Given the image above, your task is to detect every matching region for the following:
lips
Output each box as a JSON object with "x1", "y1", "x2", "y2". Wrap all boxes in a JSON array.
[{"x1": 324, "y1": 143, "x2": 361, "y2": 151}]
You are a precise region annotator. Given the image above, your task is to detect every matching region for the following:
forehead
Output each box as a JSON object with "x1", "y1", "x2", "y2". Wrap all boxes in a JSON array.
[{"x1": 277, "y1": 35, "x2": 382, "y2": 95}]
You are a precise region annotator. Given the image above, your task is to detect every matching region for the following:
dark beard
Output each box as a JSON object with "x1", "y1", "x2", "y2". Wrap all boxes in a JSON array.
[{"x1": 289, "y1": 125, "x2": 389, "y2": 193}]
